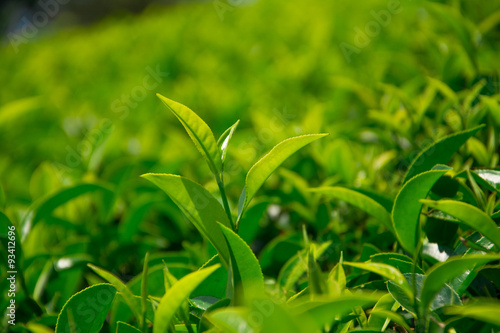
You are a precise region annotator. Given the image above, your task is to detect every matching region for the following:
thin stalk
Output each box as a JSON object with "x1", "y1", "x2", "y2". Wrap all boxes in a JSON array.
[{"x1": 216, "y1": 174, "x2": 234, "y2": 230}]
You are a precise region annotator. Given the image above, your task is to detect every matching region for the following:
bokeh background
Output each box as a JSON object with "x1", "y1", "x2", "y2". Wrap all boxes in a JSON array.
[{"x1": 1, "y1": 0, "x2": 500, "y2": 328}]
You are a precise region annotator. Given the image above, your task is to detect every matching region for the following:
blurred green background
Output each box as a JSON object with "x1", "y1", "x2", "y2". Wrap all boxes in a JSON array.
[{"x1": 1, "y1": 0, "x2": 500, "y2": 328}]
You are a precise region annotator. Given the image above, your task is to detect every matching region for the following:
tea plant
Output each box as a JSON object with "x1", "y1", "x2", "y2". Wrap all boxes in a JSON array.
[{"x1": 44, "y1": 96, "x2": 500, "y2": 333}]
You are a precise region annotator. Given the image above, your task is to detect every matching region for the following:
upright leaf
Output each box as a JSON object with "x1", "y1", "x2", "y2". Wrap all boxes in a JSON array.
[
  {"x1": 157, "y1": 94, "x2": 222, "y2": 176},
  {"x1": 393, "y1": 169, "x2": 448, "y2": 254},
  {"x1": 240, "y1": 134, "x2": 328, "y2": 218},
  {"x1": 403, "y1": 125, "x2": 484, "y2": 183},
  {"x1": 87, "y1": 265, "x2": 142, "y2": 326},
  {"x1": 421, "y1": 200, "x2": 500, "y2": 249},
  {"x1": 219, "y1": 223, "x2": 265, "y2": 300},
  {"x1": 217, "y1": 119, "x2": 240, "y2": 164},
  {"x1": 153, "y1": 265, "x2": 220, "y2": 333},
  {"x1": 313, "y1": 186, "x2": 393, "y2": 232},
  {"x1": 56, "y1": 284, "x2": 116, "y2": 333},
  {"x1": 141, "y1": 174, "x2": 230, "y2": 266},
  {"x1": 420, "y1": 254, "x2": 500, "y2": 310}
]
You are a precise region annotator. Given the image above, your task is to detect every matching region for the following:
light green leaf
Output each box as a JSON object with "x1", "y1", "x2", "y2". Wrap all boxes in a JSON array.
[
  {"x1": 217, "y1": 119, "x2": 240, "y2": 164},
  {"x1": 369, "y1": 309, "x2": 411, "y2": 331},
  {"x1": 420, "y1": 254, "x2": 500, "y2": 311},
  {"x1": 445, "y1": 300, "x2": 500, "y2": 326},
  {"x1": 403, "y1": 125, "x2": 484, "y2": 183},
  {"x1": 87, "y1": 265, "x2": 142, "y2": 327},
  {"x1": 116, "y1": 321, "x2": 142, "y2": 333},
  {"x1": 207, "y1": 307, "x2": 253, "y2": 333},
  {"x1": 32, "y1": 183, "x2": 114, "y2": 228},
  {"x1": 473, "y1": 169, "x2": 500, "y2": 193},
  {"x1": 293, "y1": 293, "x2": 383, "y2": 330},
  {"x1": 393, "y1": 169, "x2": 448, "y2": 254},
  {"x1": 219, "y1": 223, "x2": 265, "y2": 299},
  {"x1": 157, "y1": 94, "x2": 222, "y2": 176},
  {"x1": 153, "y1": 264, "x2": 221, "y2": 333},
  {"x1": 312, "y1": 186, "x2": 393, "y2": 232},
  {"x1": 240, "y1": 134, "x2": 328, "y2": 218},
  {"x1": 344, "y1": 262, "x2": 411, "y2": 298},
  {"x1": 141, "y1": 174, "x2": 230, "y2": 266},
  {"x1": 56, "y1": 284, "x2": 116, "y2": 333},
  {"x1": 421, "y1": 200, "x2": 500, "y2": 249},
  {"x1": 367, "y1": 293, "x2": 399, "y2": 331}
]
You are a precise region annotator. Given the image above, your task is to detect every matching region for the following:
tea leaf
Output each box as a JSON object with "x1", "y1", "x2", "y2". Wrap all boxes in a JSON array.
[
  {"x1": 445, "y1": 300, "x2": 500, "y2": 326},
  {"x1": 393, "y1": 169, "x2": 448, "y2": 254},
  {"x1": 312, "y1": 186, "x2": 393, "y2": 232},
  {"x1": 87, "y1": 265, "x2": 141, "y2": 327},
  {"x1": 157, "y1": 94, "x2": 222, "y2": 177},
  {"x1": 116, "y1": 322, "x2": 142, "y2": 333},
  {"x1": 55, "y1": 284, "x2": 116, "y2": 333},
  {"x1": 217, "y1": 119, "x2": 240, "y2": 164},
  {"x1": 153, "y1": 265, "x2": 221, "y2": 333},
  {"x1": 240, "y1": 134, "x2": 328, "y2": 218},
  {"x1": 420, "y1": 254, "x2": 500, "y2": 311},
  {"x1": 421, "y1": 200, "x2": 500, "y2": 249},
  {"x1": 403, "y1": 125, "x2": 484, "y2": 183},
  {"x1": 141, "y1": 173, "x2": 231, "y2": 266},
  {"x1": 219, "y1": 223, "x2": 265, "y2": 299}
]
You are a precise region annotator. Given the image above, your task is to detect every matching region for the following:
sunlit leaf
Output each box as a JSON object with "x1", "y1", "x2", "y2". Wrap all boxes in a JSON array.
[
  {"x1": 55, "y1": 284, "x2": 116, "y2": 333},
  {"x1": 393, "y1": 169, "x2": 448, "y2": 254},
  {"x1": 153, "y1": 264, "x2": 220, "y2": 333}
]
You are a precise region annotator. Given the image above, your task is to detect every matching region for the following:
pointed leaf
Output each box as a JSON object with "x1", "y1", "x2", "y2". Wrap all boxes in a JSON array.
[
  {"x1": 421, "y1": 254, "x2": 500, "y2": 310},
  {"x1": 217, "y1": 119, "x2": 240, "y2": 164},
  {"x1": 313, "y1": 186, "x2": 393, "y2": 232},
  {"x1": 344, "y1": 262, "x2": 411, "y2": 297},
  {"x1": 421, "y1": 200, "x2": 500, "y2": 249},
  {"x1": 445, "y1": 300, "x2": 500, "y2": 326},
  {"x1": 141, "y1": 174, "x2": 230, "y2": 266},
  {"x1": 153, "y1": 264, "x2": 220, "y2": 333},
  {"x1": 219, "y1": 223, "x2": 265, "y2": 298},
  {"x1": 393, "y1": 170, "x2": 448, "y2": 254},
  {"x1": 157, "y1": 94, "x2": 222, "y2": 176},
  {"x1": 87, "y1": 265, "x2": 142, "y2": 326},
  {"x1": 56, "y1": 284, "x2": 116, "y2": 333},
  {"x1": 116, "y1": 321, "x2": 142, "y2": 333},
  {"x1": 403, "y1": 125, "x2": 484, "y2": 183},
  {"x1": 240, "y1": 134, "x2": 328, "y2": 217}
]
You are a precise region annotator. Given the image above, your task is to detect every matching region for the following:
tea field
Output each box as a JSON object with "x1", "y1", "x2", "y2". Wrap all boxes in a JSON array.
[{"x1": 1, "y1": 0, "x2": 500, "y2": 332}]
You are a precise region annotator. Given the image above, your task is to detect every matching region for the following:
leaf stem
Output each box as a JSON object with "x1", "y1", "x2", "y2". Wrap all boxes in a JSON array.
[{"x1": 216, "y1": 175, "x2": 234, "y2": 231}]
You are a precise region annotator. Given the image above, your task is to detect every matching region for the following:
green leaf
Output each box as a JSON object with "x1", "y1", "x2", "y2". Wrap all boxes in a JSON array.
[
  {"x1": 239, "y1": 134, "x2": 328, "y2": 218},
  {"x1": 141, "y1": 174, "x2": 230, "y2": 266},
  {"x1": 217, "y1": 119, "x2": 240, "y2": 164},
  {"x1": 369, "y1": 309, "x2": 411, "y2": 332},
  {"x1": 116, "y1": 321, "x2": 142, "y2": 333},
  {"x1": 370, "y1": 253, "x2": 424, "y2": 274},
  {"x1": 393, "y1": 169, "x2": 448, "y2": 254},
  {"x1": 403, "y1": 125, "x2": 484, "y2": 183},
  {"x1": 156, "y1": 94, "x2": 222, "y2": 176},
  {"x1": 421, "y1": 200, "x2": 500, "y2": 249},
  {"x1": 153, "y1": 264, "x2": 220, "y2": 333},
  {"x1": 344, "y1": 262, "x2": 412, "y2": 298},
  {"x1": 445, "y1": 300, "x2": 500, "y2": 326},
  {"x1": 293, "y1": 293, "x2": 383, "y2": 330},
  {"x1": 32, "y1": 183, "x2": 114, "y2": 229},
  {"x1": 420, "y1": 254, "x2": 500, "y2": 310},
  {"x1": 141, "y1": 252, "x2": 150, "y2": 332},
  {"x1": 56, "y1": 284, "x2": 116, "y2": 333},
  {"x1": 387, "y1": 273, "x2": 461, "y2": 315},
  {"x1": 473, "y1": 169, "x2": 500, "y2": 193},
  {"x1": 219, "y1": 223, "x2": 265, "y2": 300},
  {"x1": 312, "y1": 186, "x2": 393, "y2": 232},
  {"x1": 87, "y1": 264, "x2": 142, "y2": 327},
  {"x1": 367, "y1": 293, "x2": 399, "y2": 331}
]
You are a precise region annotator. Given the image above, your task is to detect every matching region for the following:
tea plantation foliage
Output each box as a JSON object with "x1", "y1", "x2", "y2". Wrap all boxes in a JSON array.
[{"x1": 1, "y1": 0, "x2": 500, "y2": 332}]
